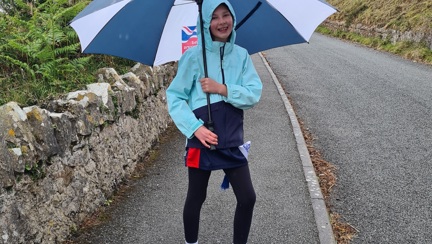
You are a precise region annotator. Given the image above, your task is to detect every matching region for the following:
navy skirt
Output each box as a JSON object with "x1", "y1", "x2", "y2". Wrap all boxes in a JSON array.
[{"x1": 184, "y1": 147, "x2": 248, "y2": 170}]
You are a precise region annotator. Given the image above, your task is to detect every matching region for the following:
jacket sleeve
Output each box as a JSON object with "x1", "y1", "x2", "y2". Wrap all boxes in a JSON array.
[
  {"x1": 224, "y1": 53, "x2": 262, "y2": 110},
  {"x1": 166, "y1": 52, "x2": 204, "y2": 139}
]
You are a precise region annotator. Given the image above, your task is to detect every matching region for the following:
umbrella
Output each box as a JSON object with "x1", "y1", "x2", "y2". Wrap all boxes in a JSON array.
[{"x1": 70, "y1": 0, "x2": 337, "y2": 67}]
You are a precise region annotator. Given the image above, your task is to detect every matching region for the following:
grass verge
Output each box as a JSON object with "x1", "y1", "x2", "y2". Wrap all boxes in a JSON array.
[{"x1": 317, "y1": 25, "x2": 432, "y2": 65}]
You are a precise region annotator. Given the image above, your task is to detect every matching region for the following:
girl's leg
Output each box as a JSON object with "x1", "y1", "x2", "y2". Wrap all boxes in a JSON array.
[
  {"x1": 224, "y1": 165, "x2": 256, "y2": 244},
  {"x1": 183, "y1": 167, "x2": 211, "y2": 243}
]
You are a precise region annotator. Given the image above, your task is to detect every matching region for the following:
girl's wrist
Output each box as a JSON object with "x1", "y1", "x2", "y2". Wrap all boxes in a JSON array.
[{"x1": 220, "y1": 84, "x2": 227, "y2": 96}]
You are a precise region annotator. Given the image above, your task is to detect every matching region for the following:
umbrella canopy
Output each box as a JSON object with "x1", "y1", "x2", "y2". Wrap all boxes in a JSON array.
[{"x1": 70, "y1": 0, "x2": 336, "y2": 67}]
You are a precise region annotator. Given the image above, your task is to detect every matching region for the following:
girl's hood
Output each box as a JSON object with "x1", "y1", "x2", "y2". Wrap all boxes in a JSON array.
[{"x1": 197, "y1": 0, "x2": 237, "y2": 51}]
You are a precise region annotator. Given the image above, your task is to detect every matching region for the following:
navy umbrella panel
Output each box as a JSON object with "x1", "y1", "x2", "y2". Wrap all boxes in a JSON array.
[
  {"x1": 71, "y1": 0, "x2": 337, "y2": 66},
  {"x1": 71, "y1": 0, "x2": 179, "y2": 66},
  {"x1": 233, "y1": 1, "x2": 306, "y2": 54}
]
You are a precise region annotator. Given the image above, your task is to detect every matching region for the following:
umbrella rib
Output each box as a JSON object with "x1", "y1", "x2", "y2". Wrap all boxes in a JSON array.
[
  {"x1": 174, "y1": 1, "x2": 196, "y2": 6},
  {"x1": 235, "y1": 1, "x2": 262, "y2": 31}
]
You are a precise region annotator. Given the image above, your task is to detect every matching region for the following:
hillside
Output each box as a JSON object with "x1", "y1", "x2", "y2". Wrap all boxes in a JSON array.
[{"x1": 327, "y1": 0, "x2": 432, "y2": 32}]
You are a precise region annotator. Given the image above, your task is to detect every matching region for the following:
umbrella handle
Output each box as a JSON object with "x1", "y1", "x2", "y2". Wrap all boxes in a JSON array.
[{"x1": 197, "y1": 0, "x2": 216, "y2": 150}]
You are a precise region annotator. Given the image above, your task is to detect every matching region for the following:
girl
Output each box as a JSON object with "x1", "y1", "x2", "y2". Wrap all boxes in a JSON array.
[{"x1": 166, "y1": 0, "x2": 262, "y2": 243}]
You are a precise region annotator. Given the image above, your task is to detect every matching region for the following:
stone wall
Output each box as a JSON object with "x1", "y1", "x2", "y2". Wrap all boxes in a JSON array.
[
  {"x1": 0, "y1": 62, "x2": 177, "y2": 244},
  {"x1": 323, "y1": 20, "x2": 432, "y2": 50}
]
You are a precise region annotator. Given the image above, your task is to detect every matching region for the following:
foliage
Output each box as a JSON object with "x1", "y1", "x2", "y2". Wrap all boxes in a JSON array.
[
  {"x1": 24, "y1": 161, "x2": 46, "y2": 180},
  {"x1": 0, "y1": 0, "x2": 134, "y2": 106}
]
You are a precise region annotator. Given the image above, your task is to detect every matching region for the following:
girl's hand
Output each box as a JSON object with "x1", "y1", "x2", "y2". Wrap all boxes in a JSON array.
[
  {"x1": 194, "y1": 126, "x2": 218, "y2": 148},
  {"x1": 199, "y1": 78, "x2": 227, "y2": 96}
]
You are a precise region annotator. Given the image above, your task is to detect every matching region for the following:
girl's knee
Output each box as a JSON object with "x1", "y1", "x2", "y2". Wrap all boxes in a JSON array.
[
  {"x1": 248, "y1": 191, "x2": 256, "y2": 207},
  {"x1": 238, "y1": 190, "x2": 256, "y2": 208}
]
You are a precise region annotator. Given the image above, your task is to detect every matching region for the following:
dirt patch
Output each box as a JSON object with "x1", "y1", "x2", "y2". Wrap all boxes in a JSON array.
[{"x1": 299, "y1": 119, "x2": 358, "y2": 243}]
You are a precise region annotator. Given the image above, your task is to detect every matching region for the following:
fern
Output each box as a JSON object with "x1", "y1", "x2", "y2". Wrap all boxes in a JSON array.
[
  {"x1": 1, "y1": 0, "x2": 135, "y2": 106},
  {"x1": 69, "y1": 56, "x2": 91, "y2": 73},
  {"x1": 65, "y1": 28, "x2": 79, "y2": 42},
  {"x1": 0, "y1": 54, "x2": 36, "y2": 80},
  {"x1": 54, "y1": 43, "x2": 80, "y2": 57}
]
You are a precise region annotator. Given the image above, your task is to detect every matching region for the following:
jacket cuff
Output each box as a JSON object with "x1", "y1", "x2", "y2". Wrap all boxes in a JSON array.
[{"x1": 187, "y1": 119, "x2": 204, "y2": 139}]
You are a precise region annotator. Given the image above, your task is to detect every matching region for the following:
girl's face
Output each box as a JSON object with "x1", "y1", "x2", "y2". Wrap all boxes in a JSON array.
[{"x1": 210, "y1": 4, "x2": 233, "y2": 42}]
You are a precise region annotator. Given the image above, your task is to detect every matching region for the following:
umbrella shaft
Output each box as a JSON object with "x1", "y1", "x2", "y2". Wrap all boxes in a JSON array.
[
  {"x1": 197, "y1": 0, "x2": 215, "y2": 150},
  {"x1": 197, "y1": 1, "x2": 212, "y2": 123}
]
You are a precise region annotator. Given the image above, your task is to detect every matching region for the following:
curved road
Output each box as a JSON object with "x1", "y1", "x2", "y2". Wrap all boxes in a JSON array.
[{"x1": 265, "y1": 33, "x2": 432, "y2": 243}]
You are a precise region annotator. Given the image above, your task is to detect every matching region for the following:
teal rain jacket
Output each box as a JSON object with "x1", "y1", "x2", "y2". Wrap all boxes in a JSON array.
[{"x1": 166, "y1": 0, "x2": 262, "y2": 149}]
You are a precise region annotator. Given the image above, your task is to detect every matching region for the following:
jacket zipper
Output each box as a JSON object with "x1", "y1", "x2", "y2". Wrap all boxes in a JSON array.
[{"x1": 220, "y1": 43, "x2": 226, "y2": 85}]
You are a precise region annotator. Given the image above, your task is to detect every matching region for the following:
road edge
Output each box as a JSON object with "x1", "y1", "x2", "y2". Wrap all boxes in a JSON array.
[{"x1": 258, "y1": 52, "x2": 336, "y2": 244}]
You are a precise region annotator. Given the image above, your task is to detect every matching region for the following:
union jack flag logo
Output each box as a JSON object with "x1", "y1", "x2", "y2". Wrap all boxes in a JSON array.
[{"x1": 182, "y1": 26, "x2": 198, "y2": 54}]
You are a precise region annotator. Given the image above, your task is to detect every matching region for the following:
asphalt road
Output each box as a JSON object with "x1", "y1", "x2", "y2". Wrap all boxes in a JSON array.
[{"x1": 264, "y1": 33, "x2": 432, "y2": 243}]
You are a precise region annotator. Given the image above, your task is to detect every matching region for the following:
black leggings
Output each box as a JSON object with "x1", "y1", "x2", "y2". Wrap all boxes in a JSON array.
[{"x1": 183, "y1": 165, "x2": 256, "y2": 244}]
